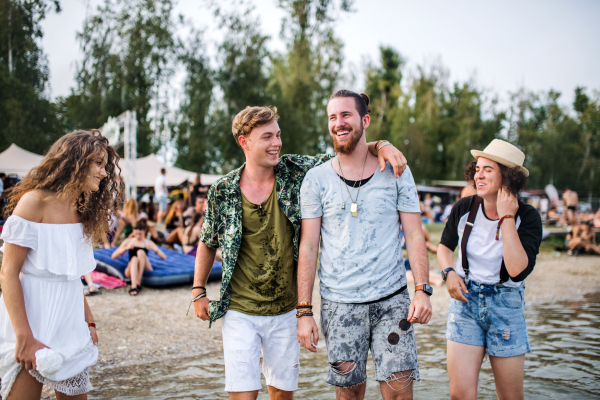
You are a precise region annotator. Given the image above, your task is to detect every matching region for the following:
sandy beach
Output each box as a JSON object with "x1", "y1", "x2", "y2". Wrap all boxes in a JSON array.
[{"x1": 85, "y1": 252, "x2": 600, "y2": 369}]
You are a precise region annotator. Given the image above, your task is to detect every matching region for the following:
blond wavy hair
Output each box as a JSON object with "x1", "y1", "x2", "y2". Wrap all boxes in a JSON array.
[
  {"x1": 5, "y1": 130, "x2": 122, "y2": 242},
  {"x1": 232, "y1": 106, "x2": 279, "y2": 148}
]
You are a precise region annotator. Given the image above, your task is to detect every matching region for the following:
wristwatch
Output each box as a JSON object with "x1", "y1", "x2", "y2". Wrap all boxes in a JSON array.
[
  {"x1": 415, "y1": 284, "x2": 433, "y2": 296},
  {"x1": 441, "y1": 267, "x2": 456, "y2": 282}
]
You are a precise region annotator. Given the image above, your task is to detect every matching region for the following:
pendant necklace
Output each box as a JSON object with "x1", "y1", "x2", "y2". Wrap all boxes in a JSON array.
[
  {"x1": 246, "y1": 174, "x2": 273, "y2": 217},
  {"x1": 337, "y1": 150, "x2": 368, "y2": 217}
]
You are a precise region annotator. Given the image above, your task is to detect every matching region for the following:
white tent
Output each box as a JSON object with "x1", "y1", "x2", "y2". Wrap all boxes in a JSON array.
[
  {"x1": 131, "y1": 154, "x2": 222, "y2": 187},
  {"x1": 0, "y1": 144, "x2": 45, "y2": 177},
  {"x1": 0, "y1": 144, "x2": 222, "y2": 186}
]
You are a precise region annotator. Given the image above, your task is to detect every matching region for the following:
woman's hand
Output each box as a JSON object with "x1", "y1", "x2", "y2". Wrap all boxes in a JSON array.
[
  {"x1": 446, "y1": 271, "x2": 469, "y2": 302},
  {"x1": 15, "y1": 334, "x2": 49, "y2": 371},
  {"x1": 497, "y1": 186, "x2": 519, "y2": 217},
  {"x1": 89, "y1": 326, "x2": 99, "y2": 346}
]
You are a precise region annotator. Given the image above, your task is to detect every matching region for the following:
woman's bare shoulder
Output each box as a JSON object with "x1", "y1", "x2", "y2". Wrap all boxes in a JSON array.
[{"x1": 12, "y1": 190, "x2": 47, "y2": 222}]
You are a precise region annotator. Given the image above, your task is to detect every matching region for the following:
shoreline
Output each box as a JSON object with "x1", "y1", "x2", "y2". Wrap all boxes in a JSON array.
[{"x1": 84, "y1": 252, "x2": 600, "y2": 370}]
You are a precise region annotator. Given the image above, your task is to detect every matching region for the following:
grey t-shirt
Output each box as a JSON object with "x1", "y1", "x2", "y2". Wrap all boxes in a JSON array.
[{"x1": 301, "y1": 161, "x2": 421, "y2": 303}]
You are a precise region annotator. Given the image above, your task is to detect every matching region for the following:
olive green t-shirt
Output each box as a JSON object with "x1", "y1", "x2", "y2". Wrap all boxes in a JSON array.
[{"x1": 228, "y1": 184, "x2": 297, "y2": 316}]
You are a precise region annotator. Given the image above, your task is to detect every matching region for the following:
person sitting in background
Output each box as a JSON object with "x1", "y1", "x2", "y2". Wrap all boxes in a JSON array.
[
  {"x1": 138, "y1": 201, "x2": 149, "y2": 219},
  {"x1": 165, "y1": 200, "x2": 185, "y2": 231},
  {"x1": 547, "y1": 206, "x2": 560, "y2": 226},
  {"x1": 566, "y1": 222, "x2": 600, "y2": 255},
  {"x1": 165, "y1": 195, "x2": 207, "y2": 250},
  {"x1": 111, "y1": 198, "x2": 161, "y2": 246},
  {"x1": 111, "y1": 219, "x2": 166, "y2": 296}
]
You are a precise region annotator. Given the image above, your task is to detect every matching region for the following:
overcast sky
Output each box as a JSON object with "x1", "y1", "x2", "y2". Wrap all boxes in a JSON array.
[{"x1": 41, "y1": 0, "x2": 600, "y2": 106}]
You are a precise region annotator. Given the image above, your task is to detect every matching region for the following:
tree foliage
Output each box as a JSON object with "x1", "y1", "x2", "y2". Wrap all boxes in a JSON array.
[
  {"x1": 3, "y1": 0, "x2": 600, "y2": 195},
  {"x1": 58, "y1": 0, "x2": 179, "y2": 156},
  {"x1": 0, "y1": 0, "x2": 64, "y2": 154}
]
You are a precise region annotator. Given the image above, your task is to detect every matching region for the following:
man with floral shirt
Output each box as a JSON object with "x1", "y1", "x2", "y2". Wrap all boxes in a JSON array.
[{"x1": 191, "y1": 105, "x2": 406, "y2": 399}]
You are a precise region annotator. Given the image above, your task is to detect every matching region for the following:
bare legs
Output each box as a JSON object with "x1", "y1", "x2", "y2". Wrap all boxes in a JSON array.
[
  {"x1": 124, "y1": 250, "x2": 152, "y2": 294},
  {"x1": 6, "y1": 369, "x2": 43, "y2": 400},
  {"x1": 6, "y1": 369, "x2": 88, "y2": 400},
  {"x1": 228, "y1": 387, "x2": 292, "y2": 400},
  {"x1": 447, "y1": 340, "x2": 525, "y2": 400}
]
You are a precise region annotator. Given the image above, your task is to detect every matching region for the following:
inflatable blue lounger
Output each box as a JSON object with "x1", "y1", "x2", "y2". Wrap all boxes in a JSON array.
[{"x1": 93, "y1": 247, "x2": 222, "y2": 288}]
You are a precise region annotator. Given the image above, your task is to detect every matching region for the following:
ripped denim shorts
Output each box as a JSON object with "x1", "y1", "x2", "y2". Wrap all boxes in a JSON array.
[
  {"x1": 446, "y1": 279, "x2": 531, "y2": 357},
  {"x1": 320, "y1": 290, "x2": 420, "y2": 388}
]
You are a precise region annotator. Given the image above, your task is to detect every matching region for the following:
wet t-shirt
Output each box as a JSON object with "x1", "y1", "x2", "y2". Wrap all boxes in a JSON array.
[
  {"x1": 228, "y1": 184, "x2": 297, "y2": 316},
  {"x1": 301, "y1": 161, "x2": 421, "y2": 303}
]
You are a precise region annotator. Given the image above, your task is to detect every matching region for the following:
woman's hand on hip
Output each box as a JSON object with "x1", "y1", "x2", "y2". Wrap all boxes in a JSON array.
[
  {"x1": 446, "y1": 271, "x2": 469, "y2": 302},
  {"x1": 15, "y1": 334, "x2": 49, "y2": 371}
]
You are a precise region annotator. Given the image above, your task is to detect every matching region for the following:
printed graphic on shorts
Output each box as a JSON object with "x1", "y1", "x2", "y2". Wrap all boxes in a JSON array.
[{"x1": 321, "y1": 293, "x2": 420, "y2": 388}]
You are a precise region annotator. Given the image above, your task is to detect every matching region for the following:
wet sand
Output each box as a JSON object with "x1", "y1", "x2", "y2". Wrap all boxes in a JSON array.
[{"x1": 85, "y1": 252, "x2": 600, "y2": 369}]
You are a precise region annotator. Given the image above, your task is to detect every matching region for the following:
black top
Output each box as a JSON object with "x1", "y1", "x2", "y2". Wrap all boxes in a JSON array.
[
  {"x1": 337, "y1": 173, "x2": 375, "y2": 187},
  {"x1": 129, "y1": 245, "x2": 149, "y2": 260},
  {"x1": 440, "y1": 195, "x2": 543, "y2": 282}
]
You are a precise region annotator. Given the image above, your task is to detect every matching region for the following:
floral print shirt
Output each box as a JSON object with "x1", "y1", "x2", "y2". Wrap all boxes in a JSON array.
[{"x1": 200, "y1": 154, "x2": 333, "y2": 324}]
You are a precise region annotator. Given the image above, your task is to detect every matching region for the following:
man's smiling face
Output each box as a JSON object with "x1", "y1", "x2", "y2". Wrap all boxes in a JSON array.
[{"x1": 327, "y1": 97, "x2": 366, "y2": 155}]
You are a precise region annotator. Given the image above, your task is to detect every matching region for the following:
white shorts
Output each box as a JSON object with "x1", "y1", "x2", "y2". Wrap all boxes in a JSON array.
[{"x1": 222, "y1": 309, "x2": 300, "y2": 392}]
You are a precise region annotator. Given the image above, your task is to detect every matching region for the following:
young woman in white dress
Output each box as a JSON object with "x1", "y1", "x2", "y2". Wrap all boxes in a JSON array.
[{"x1": 0, "y1": 130, "x2": 121, "y2": 399}]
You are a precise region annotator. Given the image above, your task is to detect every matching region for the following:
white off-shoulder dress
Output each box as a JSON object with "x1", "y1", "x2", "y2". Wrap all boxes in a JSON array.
[{"x1": 0, "y1": 215, "x2": 98, "y2": 398}]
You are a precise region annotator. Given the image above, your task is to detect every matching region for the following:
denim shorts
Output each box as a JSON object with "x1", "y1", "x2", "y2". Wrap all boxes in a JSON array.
[
  {"x1": 157, "y1": 195, "x2": 168, "y2": 211},
  {"x1": 446, "y1": 279, "x2": 531, "y2": 357},
  {"x1": 320, "y1": 290, "x2": 420, "y2": 387}
]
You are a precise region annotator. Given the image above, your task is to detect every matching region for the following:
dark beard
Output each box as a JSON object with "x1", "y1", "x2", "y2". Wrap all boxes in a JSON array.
[{"x1": 332, "y1": 122, "x2": 364, "y2": 155}]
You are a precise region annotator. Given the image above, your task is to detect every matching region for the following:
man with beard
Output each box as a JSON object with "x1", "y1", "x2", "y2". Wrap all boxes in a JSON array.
[
  {"x1": 191, "y1": 105, "x2": 407, "y2": 400},
  {"x1": 297, "y1": 91, "x2": 432, "y2": 400}
]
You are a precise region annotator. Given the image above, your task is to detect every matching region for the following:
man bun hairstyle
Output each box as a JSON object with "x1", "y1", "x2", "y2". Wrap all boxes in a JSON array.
[
  {"x1": 329, "y1": 90, "x2": 371, "y2": 118},
  {"x1": 232, "y1": 106, "x2": 280, "y2": 148}
]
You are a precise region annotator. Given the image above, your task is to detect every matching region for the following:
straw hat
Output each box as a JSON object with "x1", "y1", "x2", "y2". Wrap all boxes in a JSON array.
[{"x1": 471, "y1": 139, "x2": 529, "y2": 177}]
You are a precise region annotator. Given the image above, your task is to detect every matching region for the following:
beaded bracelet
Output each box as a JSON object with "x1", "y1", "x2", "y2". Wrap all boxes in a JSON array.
[
  {"x1": 296, "y1": 311, "x2": 314, "y2": 318},
  {"x1": 88, "y1": 322, "x2": 96, "y2": 328},
  {"x1": 297, "y1": 302, "x2": 312, "y2": 308}
]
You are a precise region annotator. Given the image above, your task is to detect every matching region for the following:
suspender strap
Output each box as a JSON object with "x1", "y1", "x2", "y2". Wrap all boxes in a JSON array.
[
  {"x1": 460, "y1": 196, "x2": 482, "y2": 280},
  {"x1": 461, "y1": 195, "x2": 526, "y2": 284}
]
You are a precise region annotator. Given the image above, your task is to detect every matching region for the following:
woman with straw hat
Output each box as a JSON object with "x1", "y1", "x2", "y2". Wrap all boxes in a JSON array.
[{"x1": 437, "y1": 139, "x2": 543, "y2": 399}]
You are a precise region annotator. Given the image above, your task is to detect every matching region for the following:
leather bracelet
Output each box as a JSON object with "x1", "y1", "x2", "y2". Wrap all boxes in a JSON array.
[
  {"x1": 496, "y1": 215, "x2": 515, "y2": 241},
  {"x1": 296, "y1": 312, "x2": 314, "y2": 318},
  {"x1": 191, "y1": 286, "x2": 206, "y2": 292},
  {"x1": 88, "y1": 322, "x2": 96, "y2": 328}
]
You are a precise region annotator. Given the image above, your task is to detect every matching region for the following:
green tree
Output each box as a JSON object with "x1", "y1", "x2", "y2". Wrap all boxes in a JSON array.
[
  {"x1": 0, "y1": 0, "x2": 65, "y2": 154},
  {"x1": 59, "y1": 0, "x2": 179, "y2": 157},
  {"x1": 172, "y1": 28, "x2": 214, "y2": 173},
  {"x1": 270, "y1": 0, "x2": 352, "y2": 155},
  {"x1": 364, "y1": 46, "x2": 404, "y2": 142}
]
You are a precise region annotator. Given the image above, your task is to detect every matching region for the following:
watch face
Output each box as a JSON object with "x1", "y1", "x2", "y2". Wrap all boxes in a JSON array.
[{"x1": 424, "y1": 284, "x2": 433, "y2": 296}]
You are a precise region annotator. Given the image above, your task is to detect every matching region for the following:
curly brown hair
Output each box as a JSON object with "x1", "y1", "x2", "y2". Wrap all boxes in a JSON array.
[
  {"x1": 464, "y1": 159, "x2": 528, "y2": 198},
  {"x1": 5, "y1": 130, "x2": 122, "y2": 242}
]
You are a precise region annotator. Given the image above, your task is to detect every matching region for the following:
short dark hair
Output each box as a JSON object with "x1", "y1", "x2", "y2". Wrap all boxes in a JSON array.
[
  {"x1": 464, "y1": 160, "x2": 528, "y2": 198},
  {"x1": 160, "y1": 168, "x2": 166, "y2": 174},
  {"x1": 134, "y1": 218, "x2": 148, "y2": 231},
  {"x1": 329, "y1": 90, "x2": 371, "y2": 118},
  {"x1": 0, "y1": 173, "x2": 5, "y2": 179}
]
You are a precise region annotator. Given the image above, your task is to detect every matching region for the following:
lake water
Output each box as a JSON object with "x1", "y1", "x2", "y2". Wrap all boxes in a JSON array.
[{"x1": 88, "y1": 293, "x2": 600, "y2": 399}]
